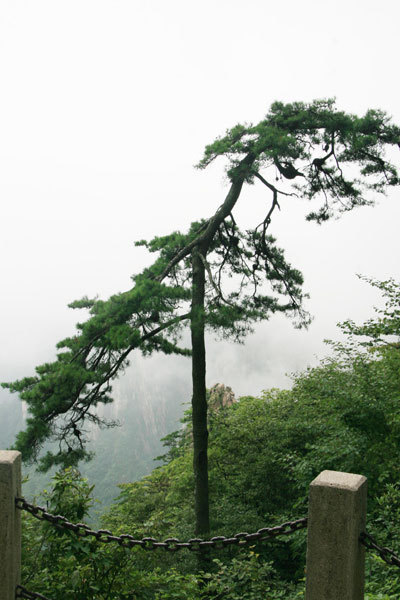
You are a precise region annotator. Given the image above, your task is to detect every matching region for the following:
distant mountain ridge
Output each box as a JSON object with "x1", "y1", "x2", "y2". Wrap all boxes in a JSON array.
[{"x1": 0, "y1": 352, "x2": 192, "y2": 514}]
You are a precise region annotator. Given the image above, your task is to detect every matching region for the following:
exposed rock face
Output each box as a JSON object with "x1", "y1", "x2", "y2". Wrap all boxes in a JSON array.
[{"x1": 208, "y1": 383, "x2": 236, "y2": 412}]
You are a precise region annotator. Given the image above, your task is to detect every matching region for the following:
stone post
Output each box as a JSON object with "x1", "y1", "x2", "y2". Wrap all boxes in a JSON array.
[
  {"x1": 0, "y1": 451, "x2": 21, "y2": 600},
  {"x1": 305, "y1": 470, "x2": 367, "y2": 600}
]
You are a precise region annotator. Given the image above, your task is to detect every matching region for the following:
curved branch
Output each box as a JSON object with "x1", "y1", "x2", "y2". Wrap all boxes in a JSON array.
[
  {"x1": 312, "y1": 131, "x2": 336, "y2": 169},
  {"x1": 198, "y1": 252, "x2": 234, "y2": 307},
  {"x1": 253, "y1": 171, "x2": 297, "y2": 198},
  {"x1": 158, "y1": 153, "x2": 255, "y2": 281}
]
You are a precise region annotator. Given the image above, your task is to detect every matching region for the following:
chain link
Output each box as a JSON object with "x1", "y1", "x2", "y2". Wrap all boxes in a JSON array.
[
  {"x1": 16, "y1": 585, "x2": 52, "y2": 600},
  {"x1": 15, "y1": 496, "x2": 307, "y2": 551},
  {"x1": 15, "y1": 497, "x2": 400, "y2": 600},
  {"x1": 360, "y1": 531, "x2": 400, "y2": 568}
]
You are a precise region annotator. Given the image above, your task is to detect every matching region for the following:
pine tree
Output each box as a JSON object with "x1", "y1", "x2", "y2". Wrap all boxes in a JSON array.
[{"x1": 4, "y1": 99, "x2": 399, "y2": 535}]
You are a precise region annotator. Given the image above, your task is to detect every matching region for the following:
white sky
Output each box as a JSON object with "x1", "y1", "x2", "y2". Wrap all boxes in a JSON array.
[{"x1": 1, "y1": 0, "x2": 400, "y2": 397}]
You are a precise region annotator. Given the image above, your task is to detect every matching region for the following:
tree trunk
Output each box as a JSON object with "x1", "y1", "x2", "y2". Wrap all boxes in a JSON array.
[
  {"x1": 188, "y1": 160, "x2": 253, "y2": 538},
  {"x1": 190, "y1": 246, "x2": 209, "y2": 536}
]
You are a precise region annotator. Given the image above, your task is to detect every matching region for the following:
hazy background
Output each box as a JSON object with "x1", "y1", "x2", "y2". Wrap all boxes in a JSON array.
[{"x1": 1, "y1": 0, "x2": 400, "y2": 504}]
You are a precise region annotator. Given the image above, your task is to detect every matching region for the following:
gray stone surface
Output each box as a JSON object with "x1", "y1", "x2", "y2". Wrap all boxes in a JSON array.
[
  {"x1": 305, "y1": 469, "x2": 367, "y2": 600},
  {"x1": 0, "y1": 451, "x2": 21, "y2": 600}
]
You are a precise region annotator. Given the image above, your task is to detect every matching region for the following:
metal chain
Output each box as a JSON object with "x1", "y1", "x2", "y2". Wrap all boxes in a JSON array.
[
  {"x1": 16, "y1": 585, "x2": 52, "y2": 600},
  {"x1": 15, "y1": 496, "x2": 307, "y2": 551},
  {"x1": 360, "y1": 531, "x2": 400, "y2": 568}
]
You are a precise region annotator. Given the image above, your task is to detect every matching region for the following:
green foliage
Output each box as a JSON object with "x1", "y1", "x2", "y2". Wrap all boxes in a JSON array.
[
  {"x1": 201, "y1": 553, "x2": 302, "y2": 599},
  {"x1": 197, "y1": 98, "x2": 400, "y2": 222},
  {"x1": 333, "y1": 276, "x2": 400, "y2": 351},
  {"x1": 21, "y1": 468, "x2": 201, "y2": 600}
]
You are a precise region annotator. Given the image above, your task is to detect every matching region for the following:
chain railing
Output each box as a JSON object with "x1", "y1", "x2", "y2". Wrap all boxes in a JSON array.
[
  {"x1": 15, "y1": 496, "x2": 307, "y2": 551},
  {"x1": 16, "y1": 585, "x2": 52, "y2": 600},
  {"x1": 360, "y1": 531, "x2": 400, "y2": 569},
  {"x1": 16, "y1": 531, "x2": 400, "y2": 600},
  {"x1": 3, "y1": 456, "x2": 400, "y2": 600},
  {"x1": 14, "y1": 496, "x2": 307, "y2": 600}
]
